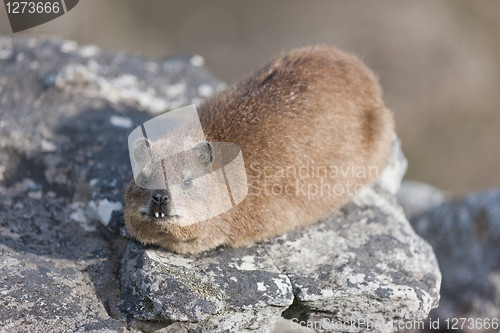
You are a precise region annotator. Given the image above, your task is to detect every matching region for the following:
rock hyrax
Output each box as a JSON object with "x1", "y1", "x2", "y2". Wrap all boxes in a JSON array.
[{"x1": 124, "y1": 45, "x2": 394, "y2": 254}]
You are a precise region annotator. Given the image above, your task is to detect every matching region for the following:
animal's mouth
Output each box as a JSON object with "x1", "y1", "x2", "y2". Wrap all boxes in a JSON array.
[
  {"x1": 139, "y1": 207, "x2": 180, "y2": 220},
  {"x1": 153, "y1": 211, "x2": 166, "y2": 218},
  {"x1": 144, "y1": 211, "x2": 180, "y2": 219}
]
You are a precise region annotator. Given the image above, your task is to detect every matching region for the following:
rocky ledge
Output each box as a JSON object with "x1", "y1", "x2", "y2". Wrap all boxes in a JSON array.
[{"x1": 0, "y1": 36, "x2": 440, "y2": 332}]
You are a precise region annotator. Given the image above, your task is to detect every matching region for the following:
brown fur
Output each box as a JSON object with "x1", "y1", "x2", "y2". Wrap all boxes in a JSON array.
[{"x1": 124, "y1": 45, "x2": 394, "y2": 254}]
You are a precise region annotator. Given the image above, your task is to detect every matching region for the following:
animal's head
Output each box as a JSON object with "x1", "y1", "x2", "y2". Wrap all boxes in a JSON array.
[{"x1": 126, "y1": 137, "x2": 223, "y2": 229}]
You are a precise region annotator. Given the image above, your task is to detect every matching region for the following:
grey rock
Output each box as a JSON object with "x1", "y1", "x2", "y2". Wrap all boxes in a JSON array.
[
  {"x1": 121, "y1": 243, "x2": 294, "y2": 332},
  {"x1": 274, "y1": 186, "x2": 441, "y2": 333},
  {"x1": 120, "y1": 139, "x2": 442, "y2": 333},
  {"x1": 0, "y1": 35, "x2": 221, "y2": 332},
  {"x1": 0, "y1": 35, "x2": 441, "y2": 333},
  {"x1": 397, "y1": 181, "x2": 446, "y2": 219},
  {"x1": 410, "y1": 189, "x2": 500, "y2": 332},
  {"x1": 0, "y1": 192, "x2": 128, "y2": 332}
]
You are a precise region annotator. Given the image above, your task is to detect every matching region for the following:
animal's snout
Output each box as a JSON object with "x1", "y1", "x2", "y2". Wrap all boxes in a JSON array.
[{"x1": 151, "y1": 190, "x2": 169, "y2": 204}]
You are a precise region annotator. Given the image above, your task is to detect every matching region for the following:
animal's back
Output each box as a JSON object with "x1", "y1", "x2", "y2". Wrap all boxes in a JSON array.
[{"x1": 196, "y1": 45, "x2": 394, "y2": 247}]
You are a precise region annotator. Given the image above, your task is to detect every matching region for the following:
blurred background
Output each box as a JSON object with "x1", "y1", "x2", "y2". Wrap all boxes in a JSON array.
[{"x1": 1, "y1": 0, "x2": 499, "y2": 194}]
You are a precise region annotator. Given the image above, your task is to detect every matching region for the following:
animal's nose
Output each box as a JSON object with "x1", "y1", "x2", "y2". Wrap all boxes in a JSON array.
[{"x1": 151, "y1": 190, "x2": 169, "y2": 204}]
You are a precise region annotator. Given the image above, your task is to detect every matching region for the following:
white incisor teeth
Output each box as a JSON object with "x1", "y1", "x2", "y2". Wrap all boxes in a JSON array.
[
  {"x1": 161, "y1": 213, "x2": 165, "y2": 217},
  {"x1": 155, "y1": 212, "x2": 159, "y2": 218}
]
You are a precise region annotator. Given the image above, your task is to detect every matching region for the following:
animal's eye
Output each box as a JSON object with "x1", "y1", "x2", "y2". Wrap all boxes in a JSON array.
[
  {"x1": 181, "y1": 179, "x2": 193, "y2": 189},
  {"x1": 135, "y1": 173, "x2": 149, "y2": 189}
]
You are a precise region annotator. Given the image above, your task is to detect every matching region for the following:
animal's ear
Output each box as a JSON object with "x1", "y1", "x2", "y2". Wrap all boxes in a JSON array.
[
  {"x1": 133, "y1": 137, "x2": 152, "y2": 167},
  {"x1": 193, "y1": 141, "x2": 214, "y2": 168}
]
